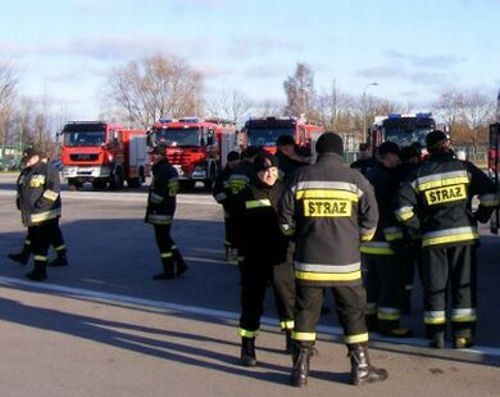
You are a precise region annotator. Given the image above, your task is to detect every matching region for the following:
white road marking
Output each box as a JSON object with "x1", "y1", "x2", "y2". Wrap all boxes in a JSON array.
[{"x1": 1, "y1": 275, "x2": 499, "y2": 360}]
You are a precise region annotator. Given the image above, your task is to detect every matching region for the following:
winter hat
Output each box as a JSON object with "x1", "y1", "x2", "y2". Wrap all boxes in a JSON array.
[
  {"x1": 426, "y1": 130, "x2": 448, "y2": 150},
  {"x1": 253, "y1": 152, "x2": 278, "y2": 173}
]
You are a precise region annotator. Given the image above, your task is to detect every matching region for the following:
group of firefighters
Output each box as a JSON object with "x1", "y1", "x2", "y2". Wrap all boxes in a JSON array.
[{"x1": 7, "y1": 128, "x2": 499, "y2": 387}]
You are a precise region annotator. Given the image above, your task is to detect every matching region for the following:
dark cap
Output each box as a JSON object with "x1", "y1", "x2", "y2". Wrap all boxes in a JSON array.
[
  {"x1": 400, "y1": 145, "x2": 419, "y2": 161},
  {"x1": 253, "y1": 152, "x2": 278, "y2": 173},
  {"x1": 227, "y1": 151, "x2": 240, "y2": 162},
  {"x1": 426, "y1": 130, "x2": 448, "y2": 149},
  {"x1": 23, "y1": 146, "x2": 44, "y2": 159},
  {"x1": 241, "y1": 146, "x2": 260, "y2": 159},
  {"x1": 154, "y1": 141, "x2": 168, "y2": 155},
  {"x1": 315, "y1": 132, "x2": 343, "y2": 155},
  {"x1": 276, "y1": 134, "x2": 295, "y2": 146},
  {"x1": 377, "y1": 141, "x2": 400, "y2": 156}
]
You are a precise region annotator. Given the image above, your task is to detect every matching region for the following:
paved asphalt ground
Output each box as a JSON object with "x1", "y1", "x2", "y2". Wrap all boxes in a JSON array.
[{"x1": 0, "y1": 174, "x2": 499, "y2": 396}]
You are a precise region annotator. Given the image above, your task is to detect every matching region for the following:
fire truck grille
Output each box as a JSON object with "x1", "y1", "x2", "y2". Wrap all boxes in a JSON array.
[
  {"x1": 70, "y1": 153, "x2": 99, "y2": 161},
  {"x1": 167, "y1": 152, "x2": 191, "y2": 167}
]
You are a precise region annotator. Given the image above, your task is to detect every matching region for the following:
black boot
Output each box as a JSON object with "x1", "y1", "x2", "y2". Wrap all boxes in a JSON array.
[
  {"x1": 152, "y1": 257, "x2": 176, "y2": 280},
  {"x1": 174, "y1": 250, "x2": 188, "y2": 277},
  {"x1": 348, "y1": 344, "x2": 388, "y2": 386},
  {"x1": 48, "y1": 252, "x2": 68, "y2": 267},
  {"x1": 429, "y1": 331, "x2": 445, "y2": 349},
  {"x1": 291, "y1": 344, "x2": 313, "y2": 387},
  {"x1": 240, "y1": 337, "x2": 256, "y2": 367},
  {"x1": 8, "y1": 246, "x2": 30, "y2": 265},
  {"x1": 26, "y1": 260, "x2": 47, "y2": 281}
]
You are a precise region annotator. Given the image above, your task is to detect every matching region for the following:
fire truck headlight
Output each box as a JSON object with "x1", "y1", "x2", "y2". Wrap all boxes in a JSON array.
[{"x1": 108, "y1": 154, "x2": 114, "y2": 162}]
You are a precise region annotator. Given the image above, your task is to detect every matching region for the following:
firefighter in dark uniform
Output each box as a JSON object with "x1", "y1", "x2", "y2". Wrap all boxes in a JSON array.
[
  {"x1": 279, "y1": 132, "x2": 388, "y2": 387},
  {"x1": 362, "y1": 142, "x2": 412, "y2": 337},
  {"x1": 394, "y1": 145, "x2": 422, "y2": 314},
  {"x1": 227, "y1": 146, "x2": 261, "y2": 266},
  {"x1": 212, "y1": 151, "x2": 240, "y2": 261},
  {"x1": 394, "y1": 130, "x2": 498, "y2": 348},
  {"x1": 233, "y1": 152, "x2": 295, "y2": 366},
  {"x1": 145, "y1": 143, "x2": 188, "y2": 279},
  {"x1": 275, "y1": 134, "x2": 310, "y2": 183},
  {"x1": 350, "y1": 143, "x2": 377, "y2": 175},
  {"x1": 16, "y1": 147, "x2": 62, "y2": 281},
  {"x1": 9, "y1": 155, "x2": 68, "y2": 267}
]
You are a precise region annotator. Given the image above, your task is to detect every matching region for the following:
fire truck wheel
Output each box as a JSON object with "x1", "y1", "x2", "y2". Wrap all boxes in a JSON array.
[
  {"x1": 92, "y1": 180, "x2": 107, "y2": 190},
  {"x1": 68, "y1": 179, "x2": 82, "y2": 191}
]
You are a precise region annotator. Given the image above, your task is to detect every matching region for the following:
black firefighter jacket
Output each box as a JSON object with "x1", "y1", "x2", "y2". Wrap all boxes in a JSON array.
[
  {"x1": 17, "y1": 160, "x2": 61, "y2": 227},
  {"x1": 233, "y1": 180, "x2": 289, "y2": 265},
  {"x1": 212, "y1": 164, "x2": 233, "y2": 211},
  {"x1": 279, "y1": 153, "x2": 379, "y2": 287},
  {"x1": 145, "y1": 159, "x2": 179, "y2": 225},
  {"x1": 361, "y1": 162, "x2": 403, "y2": 255},
  {"x1": 394, "y1": 152, "x2": 498, "y2": 249}
]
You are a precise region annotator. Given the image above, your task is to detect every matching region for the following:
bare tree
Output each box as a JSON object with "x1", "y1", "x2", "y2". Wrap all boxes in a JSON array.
[
  {"x1": 316, "y1": 80, "x2": 353, "y2": 132},
  {"x1": 459, "y1": 90, "x2": 494, "y2": 149},
  {"x1": 0, "y1": 61, "x2": 20, "y2": 145},
  {"x1": 205, "y1": 89, "x2": 254, "y2": 124},
  {"x1": 252, "y1": 99, "x2": 285, "y2": 118},
  {"x1": 432, "y1": 89, "x2": 462, "y2": 134},
  {"x1": 104, "y1": 54, "x2": 204, "y2": 128},
  {"x1": 283, "y1": 63, "x2": 317, "y2": 120}
]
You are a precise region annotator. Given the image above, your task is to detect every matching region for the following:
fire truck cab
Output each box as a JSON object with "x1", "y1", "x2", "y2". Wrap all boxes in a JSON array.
[
  {"x1": 60, "y1": 121, "x2": 149, "y2": 190},
  {"x1": 368, "y1": 113, "x2": 436, "y2": 153},
  {"x1": 242, "y1": 116, "x2": 323, "y2": 155},
  {"x1": 148, "y1": 117, "x2": 238, "y2": 189}
]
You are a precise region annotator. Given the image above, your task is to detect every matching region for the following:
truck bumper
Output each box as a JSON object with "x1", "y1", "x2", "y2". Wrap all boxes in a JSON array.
[{"x1": 63, "y1": 166, "x2": 111, "y2": 180}]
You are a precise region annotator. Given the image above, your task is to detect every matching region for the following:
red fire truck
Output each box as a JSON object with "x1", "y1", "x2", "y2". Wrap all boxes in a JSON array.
[
  {"x1": 60, "y1": 121, "x2": 150, "y2": 190},
  {"x1": 368, "y1": 113, "x2": 436, "y2": 152},
  {"x1": 242, "y1": 116, "x2": 324, "y2": 154},
  {"x1": 147, "y1": 117, "x2": 239, "y2": 189}
]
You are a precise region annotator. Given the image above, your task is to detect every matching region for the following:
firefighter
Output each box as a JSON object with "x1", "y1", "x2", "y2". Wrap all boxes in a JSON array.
[
  {"x1": 362, "y1": 142, "x2": 412, "y2": 337},
  {"x1": 145, "y1": 142, "x2": 188, "y2": 280},
  {"x1": 394, "y1": 130, "x2": 498, "y2": 348},
  {"x1": 394, "y1": 145, "x2": 422, "y2": 314},
  {"x1": 212, "y1": 151, "x2": 240, "y2": 261},
  {"x1": 279, "y1": 132, "x2": 388, "y2": 387},
  {"x1": 275, "y1": 134, "x2": 310, "y2": 182},
  {"x1": 9, "y1": 155, "x2": 69, "y2": 267},
  {"x1": 227, "y1": 146, "x2": 261, "y2": 266},
  {"x1": 234, "y1": 152, "x2": 295, "y2": 367},
  {"x1": 15, "y1": 147, "x2": 62, "y2": 281},
  {"x1": 350, "y1": 143, "x2": 376, "y2": 175}
]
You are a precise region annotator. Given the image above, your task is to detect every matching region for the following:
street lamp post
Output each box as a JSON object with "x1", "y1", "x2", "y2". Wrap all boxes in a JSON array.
[{"x1": 362, "y1": 82, "x2": 379, "y2": 144}]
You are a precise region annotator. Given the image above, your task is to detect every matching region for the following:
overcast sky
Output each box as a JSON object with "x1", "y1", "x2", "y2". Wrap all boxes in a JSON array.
[{"x1": 1, "y1": 0, "x2": 499, "y2": 119}]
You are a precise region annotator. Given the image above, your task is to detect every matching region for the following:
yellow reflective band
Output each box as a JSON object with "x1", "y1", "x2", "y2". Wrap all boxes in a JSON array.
[
  {"x1": 280, "y1": 320, "x2": 295, "y2": 330},
  {"x1": 149, "y1": 192, "x2": 164, "y2": 204},
  {"x1": 360, "y1": 246, "x2": 395, "y2": 255},
  {"x1": 417, "y1": 176, "x2": 470, "y2": 192},
  {"x1": 424, "y1": 184, "x2": 467, "y2": 205},
  {"x1": 25, "y1": 240, "x2": 31, "y2": 245},
  {"x1": 224, "y1": 240, "x2": 231, "y2": 247},
  {"x1": 29, "y1": 174, "x2": 46, "y2": 187},
  {"x1": 479, "y1": 193, "x2": 500, "y2": 207},
  {"x1": 245, "y1": 199, "x2": 272, "y2": 209},
  {"x1": 42, "y1": 189, "x2": 59, "y2": 201},
  {"x1": 422, "y1": 232, "x2": 479, "y2": 247},
  {"x1": 147, "y1": 214, "x2": 172, "y2": 225},
  {"x1": 292, "y1": 332, "x2": 316, "y2": 341},
  {"x1": 34, "y1": 255, "x2": 47, "y2": 261},
  {"x1": 280, "y1": 224, "x2": 295, "y2": 236},
  {"x1": 360, "y1": 230, "x2": 376, "y2": 242},
  {"x1": 395, "y1": 208, "x2": 415, "y2": 222},
  {"x1": 295, "y1": 270, "x2": 362, "y2": 282},
  {"x1": 344, "y1": 332, "x2": 369, "y2": 344},
  {"x1": 238, "y1": 328, "x2": 259, "y2": 338},
  {"x1": 171, "y1": 245, "x2": 177, "y2": 250},
  {"x1": 365, "y1": 307, "x2": 377, "y2": 315},
  {"x1": 377, "y1": 312, "x2": 400, "y2": 321},
  {"x1": 451, "y1": 314, "x2": 477, "y2": 323},
  {"x1": 296, "y1": 189, "x2": 359, "y2": 202},
  {"x1": 237, "y1": 256, "x2": 245, "y2": 262},
  {"x1": 54, "y1": 245, "x2": 65, "y2": 251},
  {"x1": 161, "y1": 252, "x2": 173, "y2": 258},
  {"x1": 424, "y1": 317, "x2": 446, "y2": 325},
  {"x1": 303, "y1": 199, "x2": 352, "y2": 217},
  {"x1": 215, "y1": 192, "x2": 227, "y2": 202},
  {"x1": 31, "y1": 209, "x2": 61, "y2": 224}
]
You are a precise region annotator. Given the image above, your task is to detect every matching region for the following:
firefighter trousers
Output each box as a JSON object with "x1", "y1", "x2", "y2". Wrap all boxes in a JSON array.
[
  {"x1": 421, "y1": 245, "x2": 477, "y2": 339},
  {"x1": 25, "y1": 218, "x2": 66, "y2": 255},
  {"x1": 223, "y1": 209, "x2": 236, "y2": 249},
  {"x1": 153, "y1": 224, "x2": 185, "y2": 272},
  {"x1": 293, "y1": 284, "x2": 368, "y2": 346},
  {"x1": 28, "y1": 219, "x2": 58, "y2": 269},
  {"x1": 364, "y1": 254, "x2": 402, "y2": 332},
  {"x1": 239, "y1": 259, "x2": 295, "y2": 337}
]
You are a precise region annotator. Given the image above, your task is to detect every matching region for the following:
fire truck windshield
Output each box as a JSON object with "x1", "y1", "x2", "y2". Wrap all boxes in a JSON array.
[
  {"x1": 385, "y1": 127, "x2": 433, "y2": 147},
  {"x1": 247, "y1": 127, "x2": 295, "y2": 146},
  {"x1": 153, "y1": 127, "x2": 201, "y2": 147},
  {"x1": 63, "y1": 131, "x2": 106, "y2": 147}
]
